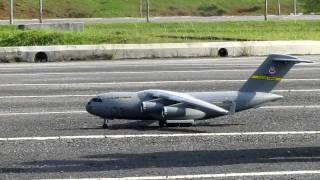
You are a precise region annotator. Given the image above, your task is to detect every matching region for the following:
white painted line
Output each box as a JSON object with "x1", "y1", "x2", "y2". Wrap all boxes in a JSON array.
[
  {"x1": 0, "y1": 105, "x2": 318, "y2": 116},
  {"x1": 1, "y1": 63, "x2": 318, "y2": 71},
  {"x1": 0, "y1": 63, "x2": 262, "y2": 70},
  {"x1": 2, "y1": 131, "x2": 320, "y2": 141},
  {"x1": 0, "y1": 56, "x2": 316, "y2": 68},
  {"x1": 0, "y1": 79, "x2": 319, "y2": 87},
  {"x1": 0, "y1": 59, "x2": 317, "y2": 69},
  {"x1": 41, "y1": 170, "x2": 320, "y2": 180},
  {"x1": 0, "y1": 70, "x2": 254, "y2": 76},
  {"x1": 0, "y1": 111, "x2": 86, "y2": 116},
  {"x1": 0, "y1": 80, "x2": 245, "y2": 87},
  {"x1": 261, "y1": 105, "x2": 320, "y2": 109},
  {"x1": 0, "y1": 57, "x2": 262, "y2": 68},
  {"x1": 273, "y1": 89, "x2": 320, "y2": 92},
  {"x1": 0, "y1": 67, "x2": 318, "y2": 76},
  {"x1": 0, "y1": 57, "x2": 265, "y2": 67},
  {"x1": 0, "y1": 89, "x2": 319, "y2": 99},
  {"x1": 0, "y1": 95, "x2": 94, "y2": 99}
]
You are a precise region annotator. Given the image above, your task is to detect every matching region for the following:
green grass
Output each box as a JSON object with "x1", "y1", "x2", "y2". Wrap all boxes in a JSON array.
[
  {"x1": 0, "y1": 0, "x2": 314, "y2": 19},
  {"x1": 1, "y1": 20, "x2": 320, "y2": 47}
]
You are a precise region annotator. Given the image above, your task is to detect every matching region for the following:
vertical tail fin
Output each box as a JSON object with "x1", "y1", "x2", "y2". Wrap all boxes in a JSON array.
[{"x1": 239, "y1": 54, "x2": 312, "y2": 93}]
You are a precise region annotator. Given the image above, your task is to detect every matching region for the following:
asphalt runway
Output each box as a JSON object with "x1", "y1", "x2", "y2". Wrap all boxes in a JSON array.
[{"x1": 0, "y1": 55, "x2": 320, "y2": 179}]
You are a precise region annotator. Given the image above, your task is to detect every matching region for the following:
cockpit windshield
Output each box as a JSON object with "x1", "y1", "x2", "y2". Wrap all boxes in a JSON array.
[{"x1": 92, "y1": 97, "x2": 102, "y2": 103}]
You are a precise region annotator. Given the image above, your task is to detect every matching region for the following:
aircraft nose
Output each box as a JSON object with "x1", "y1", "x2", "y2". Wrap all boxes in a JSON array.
[{"x1": 86, "y1": 101, "x2": 93, "y2": 114}]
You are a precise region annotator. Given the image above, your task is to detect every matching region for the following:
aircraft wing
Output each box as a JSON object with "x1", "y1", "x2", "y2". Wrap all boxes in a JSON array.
[{"x1": 144, "y1": 90, "x2": 229, "y2": 115}]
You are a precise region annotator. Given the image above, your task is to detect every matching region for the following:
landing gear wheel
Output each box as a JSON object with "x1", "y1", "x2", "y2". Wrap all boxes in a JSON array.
[
  {"x1": 102, "y1": 119, "x2": 109, "y2": 129},
  {"x1": 102, "y1": 124, "x2": 109, "y2": 129},
  {"x1": 159, "y1": 120, "x2": 166, "y2": 127}
]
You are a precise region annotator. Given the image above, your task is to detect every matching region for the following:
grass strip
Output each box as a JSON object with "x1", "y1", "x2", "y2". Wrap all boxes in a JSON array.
[{"x1": 0, "y1": 20, "x2": 320, "y2": 47}]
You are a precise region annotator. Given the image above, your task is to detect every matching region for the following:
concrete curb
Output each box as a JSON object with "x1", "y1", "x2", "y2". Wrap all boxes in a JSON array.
[{"x1": 0, "y1": 41, "x2": 319, "y2": 62}]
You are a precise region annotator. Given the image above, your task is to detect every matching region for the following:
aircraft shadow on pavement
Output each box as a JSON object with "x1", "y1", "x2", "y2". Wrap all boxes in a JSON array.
[
  {"x1": 2, "y1": 147, "x2": 320, "y2": 174},
  {"x1": 194, "y1": 122, "x2": 245, "y2": 127},
  {"x1": 57, "y1": 120, "x2": 244, "y2": 133}
]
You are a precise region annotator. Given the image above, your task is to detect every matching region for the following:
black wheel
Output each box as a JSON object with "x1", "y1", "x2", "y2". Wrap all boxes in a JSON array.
[
  {"x1": 159, "y1": 120, "x2": 165, "y2": 127},
  {"x1": 102, "y1": 124, "x2": 109, "y2": 129}
]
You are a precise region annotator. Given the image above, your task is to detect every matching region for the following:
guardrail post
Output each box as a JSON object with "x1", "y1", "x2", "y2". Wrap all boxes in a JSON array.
[
  {"x1": 9, "y1": 0, "x2": 14, "y2": 24},
  {"x1": 39, "y1": 0, "x2": 43, "y2": 23},
  {"x1": 277, "y1": 0, "x2": 281, "y2": 16},
  {"x1": 292, "y1": 0, "x2": 297, "y2": 15},
  {"x1": 264, "y1": 0, "x2": 268, "y2": 21},
  {"x1": 146, "y1": 0, "x2": 150, "y2": 22}
]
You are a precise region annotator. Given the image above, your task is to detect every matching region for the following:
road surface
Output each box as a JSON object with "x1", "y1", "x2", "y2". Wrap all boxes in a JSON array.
[{"x1": 0, "y1": 56, "x2": 319, "y2": 179}]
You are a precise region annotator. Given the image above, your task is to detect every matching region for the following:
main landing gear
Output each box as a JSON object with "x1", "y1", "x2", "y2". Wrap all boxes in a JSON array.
[
  {"x1": 159, "y1": 120, "x2": 166, "y2": 127},
  {"x1": 103, "y1": 119, "x2": 109, "y2": 129}
]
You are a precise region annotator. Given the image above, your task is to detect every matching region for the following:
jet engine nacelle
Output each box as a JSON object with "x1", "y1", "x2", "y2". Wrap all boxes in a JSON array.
[
  {"x1": 162, "y1": 106, "x2": 206, "y2": 120},
  {"x1": 162, "y1": 107, "x2": 185, "y2": 118},
  {"x1": 141, "y1": 102, "x2": 163, "y2": 113}
]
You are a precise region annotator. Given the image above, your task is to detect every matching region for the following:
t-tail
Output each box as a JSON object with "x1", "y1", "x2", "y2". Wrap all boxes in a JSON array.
[{"x1": 239, "y1": 54, "x2": 313, "y2": 93}]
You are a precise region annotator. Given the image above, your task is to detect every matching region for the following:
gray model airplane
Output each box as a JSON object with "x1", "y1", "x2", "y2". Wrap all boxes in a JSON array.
[{"x1": 86, "y1": 54, "x2": 312, "y2": 128}]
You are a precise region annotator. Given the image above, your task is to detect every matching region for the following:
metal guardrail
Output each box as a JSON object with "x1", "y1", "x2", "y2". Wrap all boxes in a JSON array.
[{"x1": 6, "y1": 0, "x2": 300, "y2": 24}]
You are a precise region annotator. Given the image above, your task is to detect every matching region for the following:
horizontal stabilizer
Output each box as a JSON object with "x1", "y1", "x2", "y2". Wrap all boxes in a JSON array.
[{"x1": 272, "y1": 55, "x2": 313, "y2": 64}]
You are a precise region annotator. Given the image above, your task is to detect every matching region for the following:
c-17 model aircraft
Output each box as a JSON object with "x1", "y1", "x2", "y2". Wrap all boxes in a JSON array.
[{"x1": 86, "y1": 54, "x2": 312, "y2": 129}]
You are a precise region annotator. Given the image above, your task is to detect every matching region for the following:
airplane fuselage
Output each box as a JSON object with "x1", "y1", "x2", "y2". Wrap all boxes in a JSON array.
[{"x1": 86, "y1": 91, "x2": 283, "y2": 121}]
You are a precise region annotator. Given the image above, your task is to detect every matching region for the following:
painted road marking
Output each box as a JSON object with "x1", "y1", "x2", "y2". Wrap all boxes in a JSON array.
[
  {"x1": 0, "y1": 79, "x2": 319, "y2": 87},
  {"x1": 0, "y1": 95, "x2": 95, "y2": 99},
  {"x1": 0, "y1": 59, "x2": 317, "y2": 69},
  {"x1": 0, "y1": 63, "x2": 262, "y2": 70},
  {"x1": 0, "y1": 57, "x2": 261, "y2": 65},
  {"x1": 1, "y1": 131, "x2": 320, "y2": 141},
  {"x1": 0, "y1": 63, "x2": 318, "y2": 72},
  {"x1": 0, "y1": 67, "x2": 319, "y2": 76},
  {"x1": 42, "y1": 170, "x2": 320, "y2": 180},
  {"x1": 261, "y1": 105, "x2": 320, "y2": 109},
  {"x1": 0, "y1": 57, "x2": 262, "y2": 67},
  {"x1": 0, "y1": 89, "x2": 319, "y2": 99},
  {"x1": 0, "y1": 61, "x2": 317, "y2": 71},
  {"x1": 0, "y1": 111, "x2": 87, "y2": 116},
  {"x1": 0, "y1": 57, "x2": 266, "y2": 69},
  {"x1": 0, "y1": 70, "x2": 256, "y2": 76},
  {"x1": 0, "y1": 105, "x2": 319, "y2": 116},
  {"x1": 273, "y1": 89, "x2": 320, "y2": 92}
]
